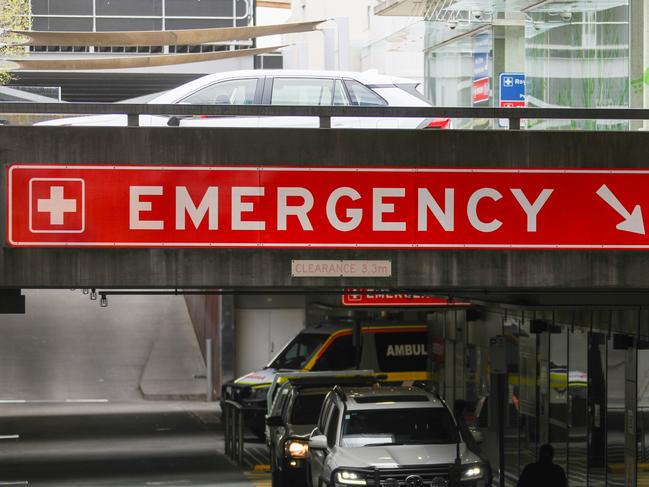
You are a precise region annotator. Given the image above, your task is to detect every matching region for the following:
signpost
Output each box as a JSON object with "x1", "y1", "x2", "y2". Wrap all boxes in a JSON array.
[
  {"x1": 499, "y1": 72, "x2": 526, "y2": 107},
  {"x1": 341, "y1": 289, "x2": 470, "y2": 307},
  {"x1": 9, "y1": 165, "x2": 649, "y2": 249}
]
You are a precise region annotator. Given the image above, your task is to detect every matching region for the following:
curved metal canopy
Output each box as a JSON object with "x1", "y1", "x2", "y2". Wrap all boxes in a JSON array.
[
  {"x1": 11, "y1": 20, "x2": 326, "y2": 47},
  {"x1": 10, "y1": 45, "x2": 286, "y2": 70}
]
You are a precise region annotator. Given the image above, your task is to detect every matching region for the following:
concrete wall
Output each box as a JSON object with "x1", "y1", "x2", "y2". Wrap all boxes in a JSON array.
[
  {"x1": 3, "y1": 126, "x2": 649, "y2": 291},
  {"x1": 184, "y1": 295, "x2": 220, "y2": 396}
]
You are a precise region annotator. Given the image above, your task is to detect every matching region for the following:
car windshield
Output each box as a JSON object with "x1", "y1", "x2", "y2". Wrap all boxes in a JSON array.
[
  {"x1": 290, "y1": 392, "x2": 327, "y2": 425},
  {"x1": 268, "y1": 333, "x2": 327, "y2": 370},
  {"x1": 341, "y1": 408, "x2": 459, "y2": 447}
]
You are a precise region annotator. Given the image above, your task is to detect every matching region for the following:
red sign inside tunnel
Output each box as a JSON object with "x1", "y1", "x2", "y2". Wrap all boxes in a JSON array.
[
  {"x1": 342, "y1": 289, "x2": 470, "y2": 307},
  {"x1": 7, "y1": 164, "x2": 649, "y2": 249}
]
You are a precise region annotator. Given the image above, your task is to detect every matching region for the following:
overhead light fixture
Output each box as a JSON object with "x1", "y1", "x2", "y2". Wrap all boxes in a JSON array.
[
  {"x1": 560, "y1": 10, "x2": 572, "y2": 21},
  {"x1": 90, "y1": 288, "x2": 97, "y2": 300},
  {"x1": 82, "y1": 288, "x2": 89, "y2": 295},
  {"x1": 100, "y1": 294, "x2": 108, "y2": 308},
  {"x1": 447, "y1": 19, "x2": 458, "y2": 30}
]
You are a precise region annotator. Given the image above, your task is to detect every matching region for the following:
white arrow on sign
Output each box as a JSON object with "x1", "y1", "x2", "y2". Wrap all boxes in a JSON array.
[{"x1": 596, "y1": 184, "x2": 645, "y2": 235}]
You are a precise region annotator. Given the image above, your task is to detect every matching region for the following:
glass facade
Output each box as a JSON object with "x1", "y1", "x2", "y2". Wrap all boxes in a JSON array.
[
  {"x1": 421, "y1": 0, "x2": 631, "y2": 129},
  {"x1": 428, "y1": 307, "x2": 649, "y2": 486}
]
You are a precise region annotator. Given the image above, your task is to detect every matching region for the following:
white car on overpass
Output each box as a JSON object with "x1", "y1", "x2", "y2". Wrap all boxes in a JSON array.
[{"x1": 36, "y1": 69, "x2": 449, "y2": 129}]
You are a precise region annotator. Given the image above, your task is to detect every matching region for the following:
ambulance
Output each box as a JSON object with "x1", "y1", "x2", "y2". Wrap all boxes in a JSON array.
[{"x1": 221, "y1": 321, "x2": 429, "y2": 437}]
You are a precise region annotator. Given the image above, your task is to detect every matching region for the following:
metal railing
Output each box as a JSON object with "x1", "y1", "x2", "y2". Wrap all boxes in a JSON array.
[
  {"x1": 223, "y1": 399, "x2": 244, "y2": 466},
  {"x1": 4, "y1": 102, "x2": 649, "y2": 129}
]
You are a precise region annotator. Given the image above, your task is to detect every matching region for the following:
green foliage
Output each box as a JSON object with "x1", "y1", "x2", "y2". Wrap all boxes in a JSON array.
[{"x1": 0, "y1": 0, "x2": 31, "y2": 84}]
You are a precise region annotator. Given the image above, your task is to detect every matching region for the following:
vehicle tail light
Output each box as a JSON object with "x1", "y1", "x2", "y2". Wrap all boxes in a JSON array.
[{"x1": 424, "y1": 118, "x2": 450, "y2": 129}]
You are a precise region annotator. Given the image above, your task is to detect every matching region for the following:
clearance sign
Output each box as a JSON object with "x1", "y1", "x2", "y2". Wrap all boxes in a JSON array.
[{"x1": 6, "y1": 164, "x2": 649, "y2": 248}]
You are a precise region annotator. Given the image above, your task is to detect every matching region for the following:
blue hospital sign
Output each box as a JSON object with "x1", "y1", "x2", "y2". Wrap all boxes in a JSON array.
[{"x1": 499, "y1": 73, "x2": 526, "y2": 107}]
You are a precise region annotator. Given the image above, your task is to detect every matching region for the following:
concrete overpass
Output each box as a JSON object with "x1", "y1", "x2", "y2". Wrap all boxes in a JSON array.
[{"x1": 2, "y1": 123, "x2": 649, "y2": 305}]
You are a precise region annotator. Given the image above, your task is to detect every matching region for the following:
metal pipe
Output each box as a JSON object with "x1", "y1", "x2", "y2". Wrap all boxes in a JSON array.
[
  {"x1": 206, "y1": 338, "x2": 213, "y2": 402},
  {"x1": 238, "y1": 408, "x2": 244, "y2": 466}
]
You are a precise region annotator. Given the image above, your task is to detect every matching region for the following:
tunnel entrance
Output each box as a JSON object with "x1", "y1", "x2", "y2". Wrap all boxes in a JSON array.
[{"x1": 4, "y1": 125, "x2": 649, "y2": 486}]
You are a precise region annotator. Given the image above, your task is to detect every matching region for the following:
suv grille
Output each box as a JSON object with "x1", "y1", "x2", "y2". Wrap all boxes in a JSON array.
[{"x1": 367, "y1": 465, "x2": 452, "y2": 486}]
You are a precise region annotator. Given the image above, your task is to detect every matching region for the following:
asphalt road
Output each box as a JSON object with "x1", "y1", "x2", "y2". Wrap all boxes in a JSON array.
[{"x1": 0, "y1": 401, "x2": 255, "y2": 486}]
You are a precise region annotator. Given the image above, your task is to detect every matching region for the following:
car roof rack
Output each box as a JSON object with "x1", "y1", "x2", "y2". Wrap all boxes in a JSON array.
[{"x1": 290, "y1": 373, "x2": 387, "y2": 389}]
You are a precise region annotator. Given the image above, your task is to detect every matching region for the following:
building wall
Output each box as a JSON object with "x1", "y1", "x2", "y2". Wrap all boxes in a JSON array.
[
  {"x1": 25, "y1": 0, "x2": 256, "y2": 76},
  {"x1": 282, "y1": 0, "x2": 424, "y2": 81}
]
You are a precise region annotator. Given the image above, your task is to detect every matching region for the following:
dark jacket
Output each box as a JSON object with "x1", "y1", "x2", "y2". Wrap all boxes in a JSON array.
[{"x1": 517, "y1": 461, "x2": 567, "y2": 487}]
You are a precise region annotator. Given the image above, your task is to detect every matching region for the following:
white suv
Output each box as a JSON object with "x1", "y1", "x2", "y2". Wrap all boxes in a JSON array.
[{"x1": 308, "y1": 386, "x2": 490, "y2": 487}]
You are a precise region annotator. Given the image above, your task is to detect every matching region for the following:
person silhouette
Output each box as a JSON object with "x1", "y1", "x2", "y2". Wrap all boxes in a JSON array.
[{"x1": 517, "y1": 444, "x2": 567, "y2": 487}]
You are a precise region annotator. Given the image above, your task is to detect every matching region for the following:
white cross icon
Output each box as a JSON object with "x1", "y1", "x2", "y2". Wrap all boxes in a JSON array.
[
  {"x1": 503, "y1": 77, "x2": 514, "y2": 87},
  {"x1": 37, "y1": 186, "x2": 77, "y2": 225}
]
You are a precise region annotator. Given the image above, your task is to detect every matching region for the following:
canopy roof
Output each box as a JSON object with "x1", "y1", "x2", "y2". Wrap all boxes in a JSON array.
[{"x1": 12, "y1": 20, "x2": 326, "y2": 47}]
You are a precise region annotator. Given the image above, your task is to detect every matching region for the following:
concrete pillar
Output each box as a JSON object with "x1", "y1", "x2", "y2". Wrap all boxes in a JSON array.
[
  {"x1": 220, "y1": 295, "x2": 236, "y2": 386},
  {"x1": 322, "y1": 27, "x2": 336, "y2": 70},
  {"x1": 335, "y1": 17, "x2": 350, "y2": 71},
  {"x1": 629, "y1": 0, "x2": 649, "y2": 129},
  {"x1": 492, "y1": 12, "x2": 526, "y2": 106},
  {"x1": 444, "y1": 311, "x2": 466, "y2": 405}
]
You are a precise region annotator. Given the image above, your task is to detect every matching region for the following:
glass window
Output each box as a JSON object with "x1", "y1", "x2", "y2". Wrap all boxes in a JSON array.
[
  {"x1": 268, "y1": 333, "x2": 327, "y2": 370},
  {"x1": 290, "y1": 393, "x2": 327, "y2": 425},
  {"x1": 318, "y1": 396, "x2": 333, "y2": 432},
  {"x1": 374, "y1": 332, "x2": 428, "y2": 372},
  {"x1": 96, "y1": 18, "x2": 162, "y2": 31},
  {"x1": 326, "y1": 407, "x2": 340, "y2": 447},
  {"x1": 32, "y1": 0, "x2": 93, "y2": 15},
  {"x1": 341, "y1": 408, "x2": 459, "y2": 448},
  {"x1": 311, "y1": 334, "x2": 356, "y2": 371},
  {"x1": 271, "y1": 78, "x2": 335, "y2": 106},
  {"x1": 33, "y1": 17, "x2": 93, "y2": 31},
  {"x1": 270, "y1": 385, "x2": 290, "y2": 417},
  {"x1": 180, "y1": 79, "x2": 257, "y2": 105},
  {"x1": 165, "y1": 19, "x2": 234, "y2": 29},
  {"x1": 96, "y1": 0, "x2": 162, "y2": 16},
  {"x1": 165, "y1": 0, "x2": 235, "y2": 16},
  {"x1": 344, "y1": 80, "x2": 387, "y2": 106},
  {"x1": 333, "y1": 80, "x2": 349, "y2": 106}
]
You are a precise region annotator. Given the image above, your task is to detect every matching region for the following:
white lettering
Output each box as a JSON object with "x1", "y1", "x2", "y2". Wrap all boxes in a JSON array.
[
  {"x1": 417, "y1": 188, "x2": 454, "y2": 232},
  {"x1": 277, "y1": 187, "x2": 314, "y2": 231},
  {"x1": 373, "y1": 188, "x2": 406, "y2": 231},
  {"x1": 511, "y1": 188, "x2": 553, "y2": 232},
  {"x1": 175, "y1": 186, "x2": 218, "y2": 230},
  {"x1": 326, "y1": 187, "x2": 362, "y2": 232},
  {"x1": 467, "y1": 188, "x2": 503, "y2": 233},
  {"x1": 232, "y1": 187, "x2": 265, "y2": 231},
  {"x1": 129, "y1": 186, "x2": 163, "y2": 230},
  {"x1": 386, "y1": 343, "x2": 426, "y2": 357}
]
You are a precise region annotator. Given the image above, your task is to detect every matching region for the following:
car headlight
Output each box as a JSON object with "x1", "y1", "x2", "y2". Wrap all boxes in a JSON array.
[
  {"x1": 285, "y1": 439, "x2": 308, "y2": 458},
  {"x1": 336, "y1": 470, "x2": 367, "y2": 485},
  {"x1": 461, "y1": 464, "x2": 485, "y2": 480},
  {"x1": 248, "y1": 386, "x2": 268, "y2": 400}
]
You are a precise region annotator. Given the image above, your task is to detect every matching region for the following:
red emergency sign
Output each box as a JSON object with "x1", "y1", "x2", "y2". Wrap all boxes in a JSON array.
[
  {"x1": 342, "y1": 289, "x2": 470, "y2": 307},
  {"x1": 7, "y1": 164, "x2": 649, "y2": 249}
]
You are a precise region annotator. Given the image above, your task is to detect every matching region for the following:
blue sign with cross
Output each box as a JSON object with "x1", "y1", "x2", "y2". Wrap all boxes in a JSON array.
[{"x1": 499, "y1": 73, "x2": 526, "y2": 107}]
